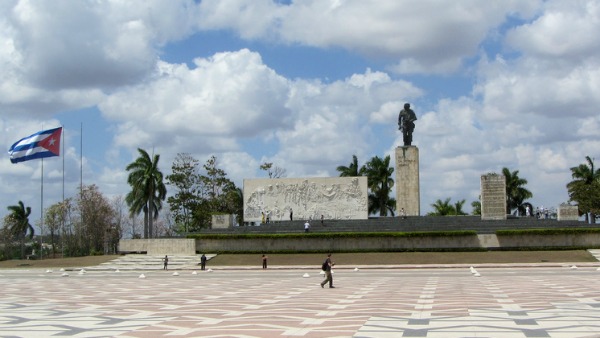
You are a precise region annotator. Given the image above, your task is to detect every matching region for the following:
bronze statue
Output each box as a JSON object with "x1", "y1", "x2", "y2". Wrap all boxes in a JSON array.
[{"x1": 398, "y1": 103, "x2": 417, "y2": 146}]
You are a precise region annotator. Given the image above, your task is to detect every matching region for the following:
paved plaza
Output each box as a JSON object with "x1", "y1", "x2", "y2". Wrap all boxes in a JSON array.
[{"x1": 1, "y1": 264, "x2": 600, "y2": 338}]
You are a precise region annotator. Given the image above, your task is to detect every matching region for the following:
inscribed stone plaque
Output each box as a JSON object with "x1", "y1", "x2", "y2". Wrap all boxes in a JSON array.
[
  {"x1": 557, "y1": 204, "x2": 579, "y2": 221},
  {"x1": 212, "y1": 214, "x2": 234, "y2": 228},
  {"x1": 481, "y1": 174, "x2": 506, "y2": 220},
  {"x1": 243, "y1": 177, "x2": 368, "y2": 222}
]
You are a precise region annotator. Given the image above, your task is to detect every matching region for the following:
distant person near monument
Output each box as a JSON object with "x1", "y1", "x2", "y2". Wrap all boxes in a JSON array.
[
  {"x1": 398, "y1": 103, "x2": 417, "y2": 146},
  {"x1": 200, "y1": 254, "x2": 207, "y2": 270}
]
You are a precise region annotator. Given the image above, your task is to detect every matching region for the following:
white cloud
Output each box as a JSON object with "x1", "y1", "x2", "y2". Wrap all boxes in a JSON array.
[
  {"x1": 0, "y1": 0, "x2": 200, "y2": 117},
  {"x1": 196, "y1": 0, "x2": 540, "y2": 74},
  {"x1": 506, "y1": 0, "x2": 600, "y2": 59},
  {"x1": 100, "y1": 49, "x2": 291, "y2": 152}
]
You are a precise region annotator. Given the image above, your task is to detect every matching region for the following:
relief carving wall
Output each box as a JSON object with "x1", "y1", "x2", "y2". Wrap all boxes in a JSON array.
[{"x1": 243, "y1": 177, "x2": 368, "y2": 222}]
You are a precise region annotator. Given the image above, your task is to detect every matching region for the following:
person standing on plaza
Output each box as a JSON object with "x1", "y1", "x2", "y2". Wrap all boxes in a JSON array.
[
  {"x1": 320, "y1": 254, "x2": 335, "y2": 288},
  {"x1": 262, "y1": 254, "x2": 268, "y2": 269},
  {"x1": 163, "y1": 255, "x2": 169, "y2": 270},
  {"x1": 304, "y1": 220, "x2": 310, "y2": 232},
  {"x1": 200, "y1": 254, "x2": 207, "y2": 270}
]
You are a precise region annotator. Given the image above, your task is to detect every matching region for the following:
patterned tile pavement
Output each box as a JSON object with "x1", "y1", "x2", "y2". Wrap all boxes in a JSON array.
[{"x1": 1, "y1": 265, "x2": 600, "y2": 337}]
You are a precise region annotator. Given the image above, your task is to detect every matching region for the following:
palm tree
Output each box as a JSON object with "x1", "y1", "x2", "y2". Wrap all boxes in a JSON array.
[
  {"x1": 569, "y1": 156, "x2": 599, "y2": 184},
  {"x1": 567, "y1": 156, "x2": 600, "y2": 222},
  {"x1": 336, "y1": 155, "x2": 364, "y2": 177},
  {"x1": 362, "y1": 155, "x2": 395, "y2": 216},
  {"x1": 427, "y1": 198, "x2": 455, "y2": 216},
  {"x1": 471, "y1": 196, "x2": 481, "y2": 215},
  {"x1": 7, "y1": 201, "x2": 34, "y2": 259},
  {"x1": 126, "y1": 148, "x2": 167, "y2": 238},
  {"x1": 502, "y1": 167, "x2": 533, "y2": 215},
  {"x1": 454, "y1": 199, "x2": 468, "y2": 216}
]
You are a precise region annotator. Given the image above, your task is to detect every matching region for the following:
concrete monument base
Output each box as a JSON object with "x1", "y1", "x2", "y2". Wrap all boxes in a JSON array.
[{"x1": 395, "y1": 146, "x2": 420, "y2": 216}]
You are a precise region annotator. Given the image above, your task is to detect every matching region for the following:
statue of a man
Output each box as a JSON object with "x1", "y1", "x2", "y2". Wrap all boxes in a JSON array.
[{"x1": 398, "y1": 103, "x2": 417, "y2": 146}]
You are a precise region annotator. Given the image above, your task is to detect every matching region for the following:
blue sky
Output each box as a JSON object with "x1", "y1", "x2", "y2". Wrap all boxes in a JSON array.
[{"x1": 1, "y1": 0, "x2": 599, "y2": 228}]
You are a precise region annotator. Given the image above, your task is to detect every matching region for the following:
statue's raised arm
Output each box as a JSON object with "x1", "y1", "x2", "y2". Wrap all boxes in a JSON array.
[{"x1": 398, "y1": 103, "x2": 417, "y2": 146}]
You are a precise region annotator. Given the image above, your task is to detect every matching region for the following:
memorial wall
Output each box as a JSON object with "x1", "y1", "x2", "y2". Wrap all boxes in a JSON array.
[{"x1": 243, "y1": 177, "x2": 369, "y2": 223}]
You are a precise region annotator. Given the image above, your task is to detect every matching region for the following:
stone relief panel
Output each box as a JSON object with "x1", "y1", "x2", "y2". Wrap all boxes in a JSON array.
[{"x1": 243, "y1": 177, "x2": 368, "y2": 222}]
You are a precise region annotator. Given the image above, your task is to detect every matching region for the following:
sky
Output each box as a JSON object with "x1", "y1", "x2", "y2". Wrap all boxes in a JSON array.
[{"x1": 1, "y1": 0, "x2": 599, "y2": 225}]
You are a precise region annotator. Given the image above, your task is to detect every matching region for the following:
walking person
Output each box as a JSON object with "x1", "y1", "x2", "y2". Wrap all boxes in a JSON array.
[
  {"x1": 163, "y1": 255, "x2": 169, "y2": 270},
  {"x1": 304, "y1": 220, "x2": 310, "y2": 232},
  {"x1": 320, "y1": 254, "x2": 335, "y2": 288},
  {"x1": 262, "y1": 254, "x2": 268, "y2": 269}
]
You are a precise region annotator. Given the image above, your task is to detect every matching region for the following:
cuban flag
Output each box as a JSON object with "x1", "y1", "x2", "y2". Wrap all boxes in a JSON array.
[{"x1": 8, "y1": 127, "x2": 63, "y2": 164}]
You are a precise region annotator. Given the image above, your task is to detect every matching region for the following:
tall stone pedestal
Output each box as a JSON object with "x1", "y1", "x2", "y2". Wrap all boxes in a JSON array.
[{"x1": 395, "y1": 146, "x2": 420, "y2": 216}]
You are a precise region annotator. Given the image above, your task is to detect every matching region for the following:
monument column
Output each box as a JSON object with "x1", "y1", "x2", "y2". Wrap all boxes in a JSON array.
[{"x1": 395, "y1": 146, "x2": 420, "y2": 216}]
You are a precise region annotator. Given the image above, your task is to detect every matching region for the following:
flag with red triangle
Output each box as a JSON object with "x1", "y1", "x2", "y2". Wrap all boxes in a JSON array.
[{"x1": 8, "y1": 127, "x2": 62, "y2": 163}]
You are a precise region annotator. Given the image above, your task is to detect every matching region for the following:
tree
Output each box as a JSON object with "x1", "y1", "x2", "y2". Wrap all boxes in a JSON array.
[
  {"x1": 108, "y1": 195, "x2": 126, "y2": 253},
  {"x1": 126, "y1": 148, "x2": 167, "y2": 238},
  {"x1": 336, "y1": 155, "x2": 364, "y2": 177},
  {"x1": 7, "y1": 201, "x2": 34, "y2": 259},
  {"x1": 44, "y1": 202, "x2": 67, "y2": 258},
  {"x1": 427, "y1": 198, "x2": 468, "y2": 216},
  {"x1": 222, "y1": 186, "x2": 244, "y2": 225},
  {"x1": 362, "y1": 155, "x2": 395, "y2": 216},
  {"x1": 166, "y1": 153, "x2": 202, "y2": 233},
  {"x1": 471, "y1": 199, "x2": 481, "y2": 216},
  {"x1": 502, "y1": 167, "x2": 533, "y2": 215},
  {"x1": 76, "y1": 184, "x2": 117, "y2": 255},
  {"x1": 454, "y1": 199, "x2": 468, "y2": 216},
  {"x1": 260, "y1": 162, "x2": 287, "y2": 178},
  {"x1": 190, "y1": 156, "x2": 242, "y2": 230},
  {"x1": 567, "y1": 156, "x2": 600, "y2": 222},
  {"x1": 1, "y1": 215, "x2": 19, "y2": 260},
  {"x1": 427, "y1": 198, "x2": 455, "y2": 216}
]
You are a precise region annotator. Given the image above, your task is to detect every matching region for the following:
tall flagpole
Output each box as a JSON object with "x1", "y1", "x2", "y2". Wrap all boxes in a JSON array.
[
  {"x1": 62, "y1": 125, "x2": 65, "y2": 207},
  {"x1": 80, "y1": 123, "x2": 83, "y2": 240},
  {"x1": 40, "y1": 122, "x2": 45, "y2": 260},
  {"x1": 62, "y1": 126, "x2": 65, "y2": 258},
  {"x1": 40, "y1": 156, "x2": 44, "y2": 260},
  {"x1": 80, "y1": 123, "x2": 83, "y2": 195}
]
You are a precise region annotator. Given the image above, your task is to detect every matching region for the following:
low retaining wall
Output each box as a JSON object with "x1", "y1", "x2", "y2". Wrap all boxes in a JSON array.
[
  {"x1": 496, "y1": 233, "x2": 600, "y2": 248},
  {"x1": 119, "y1": 239, "x2": 195, "y2": 255},
  {"x1": 118, "y1": 232, "x2": 600, "y2": 255},
  {"x1": 195, "y1": 235, "x2": 481, "y2": 253}
]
